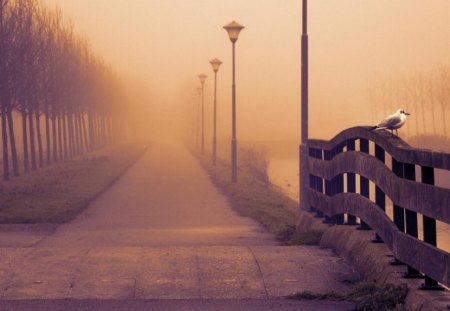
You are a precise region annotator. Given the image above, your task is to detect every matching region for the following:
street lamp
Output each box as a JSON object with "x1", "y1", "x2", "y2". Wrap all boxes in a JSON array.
[
  {"x1": 198, "y1": 73, "x2": 207, "y2": 155},
  {"x1": 300, "y1": 0, "x2": 309, "y2": 211},
  {"x1": 223, "y1": 21, "x2": 244, "y2": 183},
  {"x1": 196, "y1": 87, "x2": 202, "y2": 151},
  {"x1": 209, "y1": 58, "x2": 222, "y2": 166},
  {"x1": 191, "y1": 93, "x2": 198, "y2": 148}
]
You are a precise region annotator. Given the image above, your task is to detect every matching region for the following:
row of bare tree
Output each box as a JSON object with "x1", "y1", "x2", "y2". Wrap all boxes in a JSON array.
[
  {"x1": 0, "y1": 0, "x2": 127, "y2": 181},
  {"x1": 367, "y1": 65, "x2": 450, "y2": 137}
]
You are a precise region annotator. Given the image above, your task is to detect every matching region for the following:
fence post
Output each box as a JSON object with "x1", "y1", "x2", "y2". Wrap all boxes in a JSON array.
[
  {"x1": 373, "y1": 144, "x2": 386, "y2": 242},
  {"x1": 420, "y1": 166, "x2": 442, "y2": 290},
  {"x1": 308, "y1": 149, "x2": 323, "y2": 215},
  {"x1": 308, "y1": 148, "x2": 317, "y2": 214},
  {"x1": 390, "y1": 157, "x2": 406, "y2": 265},
  {"x1": 315, "y1": 149, "x2": 324, "y2": 214},
  {"x1": 346, "y1": 139, "x2": 357, "y2": 225},
  {"x1": 358, "y1": 138, "x2": 371, "y2": 230},
  {"x1": 323, "y1": 149, "x2": 333, "y2": 223},
  {"x1": 392, "y1": 158, "x2": 405, "y2": 232},
  {"x1": 403, "y1": 163, "x2": 422, "y2": 278},
  {"x1": 333, "y1": 144, "x2": 344, "y2": 225}
]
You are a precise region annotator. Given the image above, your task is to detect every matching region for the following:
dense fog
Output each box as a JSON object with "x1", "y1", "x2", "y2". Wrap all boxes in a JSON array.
[{"x1": 38, "y1": 0, "x2": 450, "y2": 144}]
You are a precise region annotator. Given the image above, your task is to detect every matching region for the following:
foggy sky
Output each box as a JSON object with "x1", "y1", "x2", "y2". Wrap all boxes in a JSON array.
[{"x1": 43, "y1": 0, "x2": 450, "y2": 141}]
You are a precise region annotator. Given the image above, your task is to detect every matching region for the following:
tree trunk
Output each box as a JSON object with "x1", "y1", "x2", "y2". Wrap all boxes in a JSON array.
[
  {"x1": 75, "y1": 112, "x2": 82, "y2": 154},
  {"x1": 88, "y1": 111, "x2": 94, "y2": 150},
  {"x1": 62, "y1": 113, "x2": 67, "y2": 159},
  {"x1": 52, "y1": 114, "x2": 57, "y2": 162},
  {"x1": 71, "y1": 113, "x2": 77, "y2": 154},
  {"x1": 7, "y1": 108, "x2": 19, "y2": 176},
  {"x1": 93, "y1": 114, "x2": 98, "y2": 147},
  {"x1": 45, "y1": 108, "x2": 51, "y2": 165},
  {"x1": 443, "y1": 109, "x2": 447, "y2": 137},
  {"x1": 36, "y1": 113, "x2": 44, "y2": 168},
  {"x1": 431, "y1": 98, "x2": 437, "y2": 135},
  {"x1": 28, "y1": 109, "x2": 37, "y2": 171},
  {"x1": 82, "y1": 113, "x2": 88, "y2": 152},
  {"x1": 108, "y1": 117, "x2": 113, "y2": 144},
  {"x1": 21, "y1": 111, "x2": 30, "y2": 174},
  {"x1": 67, "y1": 112, "x2": 74, "y2": 157},
  {"x1": 2, "y1": 105, "x2": 10, "y2": 181},
  {"x1": 101, "y1": 116, "x2": 106, "y2": 145},
  {"x1": 76, "y1": 113, "x2": 83, "y2": 154},
  {"x1": 93, "y1": 115, "x2": 98, "y2": 146},
  {"x1": 57, "y1": 113, "x2": 63, "y2": 160}
]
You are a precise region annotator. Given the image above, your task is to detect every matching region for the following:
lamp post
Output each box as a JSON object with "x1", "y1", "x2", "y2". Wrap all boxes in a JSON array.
[
  {"x1": 196, "y1": 87, "x2": 202, "y2": 151},
  {"x1": 209, "y1": 58, "x2": 222, "y2": 166},
  {"x1": 191, "y1": 93, "x2": 197, "y2": 148},
  {"x1": 198, "y1": 73, "x2": 207, "y2": 155},
  {"x1": 300, "y1": 0, "x2": 309, "y2": 211},
  {"x1": 223, "y1": 21, "x2": 244, "y2": 183}
]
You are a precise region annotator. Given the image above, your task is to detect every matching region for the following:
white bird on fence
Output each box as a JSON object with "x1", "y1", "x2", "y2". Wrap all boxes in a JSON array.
[{"x1": 372, "y1": 108, "x2": 411, "y2": 137}]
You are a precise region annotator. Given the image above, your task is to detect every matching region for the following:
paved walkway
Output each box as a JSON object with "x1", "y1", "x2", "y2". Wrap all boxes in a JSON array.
[{"x1": 0, "y1": 141, "x2": 357, "y2": 309}]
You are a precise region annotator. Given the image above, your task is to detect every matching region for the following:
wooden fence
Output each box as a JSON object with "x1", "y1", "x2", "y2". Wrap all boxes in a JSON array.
[{"x1": 306, "y1": 126, "x2": 450, "y2": 288}]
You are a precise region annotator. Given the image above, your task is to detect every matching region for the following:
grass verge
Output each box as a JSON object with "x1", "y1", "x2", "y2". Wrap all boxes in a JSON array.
[
  {"x1": 287, "y1": 282, "x2": 409, "y2": 311},
  {"x1": 198, "y1": 153, "x2": 324, "y2": 244},
  {"x1": 0, "y1": 142, "x2": 148, "y2": 224}
]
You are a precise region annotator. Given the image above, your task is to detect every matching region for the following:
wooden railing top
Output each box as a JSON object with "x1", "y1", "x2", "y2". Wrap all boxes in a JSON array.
[{"x1": 307, "y1": 126, "x2": 450, "y2": 170}]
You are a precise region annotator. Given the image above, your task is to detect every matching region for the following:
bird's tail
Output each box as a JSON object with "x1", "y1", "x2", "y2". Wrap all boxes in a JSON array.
[{"x1": 370, "y1": 126, "x2": 378, "y2": 130}]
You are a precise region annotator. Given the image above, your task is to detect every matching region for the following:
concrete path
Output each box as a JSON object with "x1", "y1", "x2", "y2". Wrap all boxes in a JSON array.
[
  {"x1": 0, "y1": 141, "x2": 357, "y2": 310},
  {"x1": 1, "y1": 299, "x2": 355, "y2": 311},
  {"x1": 37, "y1": 141, "x2": 275, "y2": 247}
]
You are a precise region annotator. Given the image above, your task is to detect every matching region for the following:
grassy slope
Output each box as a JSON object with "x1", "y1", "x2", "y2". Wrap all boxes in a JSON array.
[
  {"x1": 0, "y1": 143, "x2": 147, "y2": 224},
  {"x1": 198, "y1": 154, "x2": 323, "y2": 244}
]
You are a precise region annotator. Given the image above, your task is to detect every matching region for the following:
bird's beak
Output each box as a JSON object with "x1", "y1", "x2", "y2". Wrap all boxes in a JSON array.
[{"x1": 405, "y1": 112, "x2": 411, "y2": 115}]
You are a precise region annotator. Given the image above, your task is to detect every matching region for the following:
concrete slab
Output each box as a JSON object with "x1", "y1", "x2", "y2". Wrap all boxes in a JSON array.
[
  {"x1": 1, "y1": 299, "x2": 355, "y2": 311},
  {"x1": 0, "y1": 246, "x2": 357, "y2": 300},
  {"x1": 136, "y1": 248, "x2": 200, "y2": 299},
  {"x1": 251, "y1": 246, "x2": 359, "y2": 297}
]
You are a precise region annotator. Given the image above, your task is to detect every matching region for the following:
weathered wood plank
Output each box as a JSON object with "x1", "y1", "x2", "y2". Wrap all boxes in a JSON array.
[
  {"x1": 307, "y1": 126, "x2": 450, "y2": 170},
  {"x1": 307, "y1": 190, "x2": 450, "y2": 286},
  {"x1": 308, "y1": 152, "x2": 450, "y2": 223}
]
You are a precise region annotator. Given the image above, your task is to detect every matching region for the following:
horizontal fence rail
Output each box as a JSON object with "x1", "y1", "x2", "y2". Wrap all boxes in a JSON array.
[{"x1": 306, "y1": 126, "x2": 450, "y2": 288}]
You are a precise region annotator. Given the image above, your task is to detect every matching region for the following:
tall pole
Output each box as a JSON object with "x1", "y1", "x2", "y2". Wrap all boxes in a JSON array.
[
  {"x1": 300, "y1": 0, "x2": 309, "y2": 211},
  {"x1": 231, "y1": 41, "x2": 237, "y2": 182},
  {"x1": 192, "y1": 94, "x2": 197, "y2": 148},
  {"x1": 210, "y1": 58, "x2": 222, "y2": 166},
  {"x1": 196, "y1": 87, "x2": 201, "y2": 151},
  {"x1": 201, "y1": 81, "x2": 205, "y2": 155},
  {"x1": 213, "y1": 70, "x2": 218, "y2": 165},
  {"x1": 223, "y1": 21, "x2": 244, "y2": 183},
  {"x1": 198, "y1": 73, "x2": 207, "y2": 155}
]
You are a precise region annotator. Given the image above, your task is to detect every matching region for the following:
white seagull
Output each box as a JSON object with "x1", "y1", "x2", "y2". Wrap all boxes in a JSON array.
[{"x1": 372, "y1": 108, "x2": 411, "y2": 137}]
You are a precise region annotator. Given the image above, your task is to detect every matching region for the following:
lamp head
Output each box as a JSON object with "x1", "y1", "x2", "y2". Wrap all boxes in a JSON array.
[
  {"x1": 209, "y1": 58, "x2": 223, "y2": 72},
  {"x1": 223, "y1": 21, "x2": 245, "y2": 43},
  {"x1": 198, "y1": 73, "x2": 207, "y2": 84}
]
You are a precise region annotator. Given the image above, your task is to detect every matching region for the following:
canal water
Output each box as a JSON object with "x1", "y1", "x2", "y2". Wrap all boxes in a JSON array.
[{"x1": 267, "y1": 146, "x2": 450, "y2": 253}]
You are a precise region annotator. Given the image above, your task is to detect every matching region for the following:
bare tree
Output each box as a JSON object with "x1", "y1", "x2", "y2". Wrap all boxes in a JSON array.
[
  {"x1": 0, "y1": 0, "x2": 13, "y2": 180},
  {"x1": 0, "y1": 0, "x2": 134, "y2": 181},
  {"x1": 435, "y1": 65, "x2": 450, "y2": 137}
]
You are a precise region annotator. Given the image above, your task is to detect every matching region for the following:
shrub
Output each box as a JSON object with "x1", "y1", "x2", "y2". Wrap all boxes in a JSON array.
[{"x1": 239, "y1": 146, "x2": 270, "y2": 186}]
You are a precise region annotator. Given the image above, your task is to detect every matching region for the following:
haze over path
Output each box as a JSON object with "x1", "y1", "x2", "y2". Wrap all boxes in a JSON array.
[
  {"x1": 37, "y1": 141, "x2": 275, "y2": 247},
  {"x1": 0, "y1": 142, "x2": 357, "y2": 309}
]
